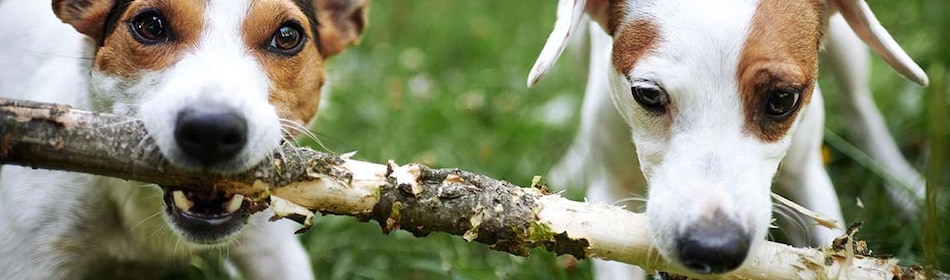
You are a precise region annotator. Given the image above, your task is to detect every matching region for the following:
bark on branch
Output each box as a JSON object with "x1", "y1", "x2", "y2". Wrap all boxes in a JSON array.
[{"x1": 0, "y1": 98, "x2": 943, "y2": 280}]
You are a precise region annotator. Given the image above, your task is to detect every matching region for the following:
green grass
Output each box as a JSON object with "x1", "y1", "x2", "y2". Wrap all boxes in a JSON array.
[
  {"x1": 300, "y1": 2, "x2": 590, "y2": 279},
  {"x1": 209, "y1": 0, "x2": 949, "y2": 278}
]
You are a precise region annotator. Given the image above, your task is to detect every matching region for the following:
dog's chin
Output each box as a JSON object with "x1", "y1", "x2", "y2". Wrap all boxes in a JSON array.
[{"x1": 161, "y1": 186, "x2": 250, "y2": 245}]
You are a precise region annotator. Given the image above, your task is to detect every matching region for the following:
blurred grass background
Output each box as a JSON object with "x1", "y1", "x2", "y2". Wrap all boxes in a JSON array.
[{"x1": 198, "y1": 0, "x2": 946, "y2": 279}]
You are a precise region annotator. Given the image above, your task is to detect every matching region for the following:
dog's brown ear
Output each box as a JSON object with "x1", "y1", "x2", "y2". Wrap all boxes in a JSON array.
[
  {"x1": 585, "y1": 0, "x2": 611, "y2": 33},
  {"x1": 314, "y1": 0, "x2": 368, "y2": 57},
  {"x1": 52, "y1": 0, "x2": 116, "y2": 42}
]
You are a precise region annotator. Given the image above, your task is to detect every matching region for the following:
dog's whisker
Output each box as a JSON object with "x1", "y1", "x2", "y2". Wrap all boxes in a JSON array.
[
  {"x1": 215, "y1": 247, "x2": 226, "y2": 266},
  {"x1": 612, "y1": 196, "x2": 647, "y2": 209},
  {"x1": 147, "y1": 223, "x2": 170, "y2": 242},
  {"x1": 646, "y1": 239, "x2": 661, "y2": 270},
  {"x1": 771, "y1": 203, "x2": 811, "y2": 242},
  {"x1": 279, "y1": 118, "x2": 334, "y2": 153},
  {"x1": 274, "y1": 137, "x2": 293, "y2": 163},
  {"x1": 144, "y1": 143, "x2": 164, "y2": 166},
  {"x1": 173, "y1": 234, "x2": 183, "y2": 260},
  {"x1": 278, "y1": 128, "x2": 299, "y2": 146},
  {"x1": 224, "y1": 246, "x2": 231, "y2": 267},
  {"x1": 132, "y1": 132, "x2": 155, "y2": 176},
  {"x1": 133, "y1": 133, "x2": 153, "y2": 155},
  {"x1": 127, "y1": 210, "x2": 164, "y2": 234},
  {"x1": 24, "y1": 51, "x2": 93, "y2": 60}
]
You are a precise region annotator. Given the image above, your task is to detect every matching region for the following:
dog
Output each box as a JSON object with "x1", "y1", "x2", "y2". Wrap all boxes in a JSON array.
[
  {"x1": 0, "y1": 0, "x2": 367, "y2": 278},
  {"x1": 528, "y1": 0, "x2": 928, "y2": 278}
]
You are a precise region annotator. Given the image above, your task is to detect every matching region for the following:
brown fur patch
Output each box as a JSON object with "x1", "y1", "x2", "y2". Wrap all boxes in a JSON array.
[
  {"x1": 737, "y1": 0, "x2": 825, "y2": 142},
  {"x1": 53, "y1": 0, "x2": 114, "y2": 41},
  {"x1": 584, "y1": 0, "x2": 624, "y2": 35},
  {"x1": 244, "y1": 0, "x2": 326, "y2": 126},
  {"x1": 314, "y1": 0, "x2": 368, "y2": 57},
  {"x1": 93, "y1": 0, "x2": 205, "y2": 77},
  {"x1": 611, "y1": 19, "x2": 658, "y2": 75},
  {"x1": 605, "y1": 0, "x2": 626, "y2": 35}
]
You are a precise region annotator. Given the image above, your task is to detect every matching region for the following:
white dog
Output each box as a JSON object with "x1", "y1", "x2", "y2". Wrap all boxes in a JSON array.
[
  {"x1": 530, "y1": 0, "x2": 928, "y2": 278},
  {"x1": 0, "y1": 0, "x2": 367, "y2": 278}
]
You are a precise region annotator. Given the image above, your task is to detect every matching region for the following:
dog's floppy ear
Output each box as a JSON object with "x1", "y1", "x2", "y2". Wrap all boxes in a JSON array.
[
  {"x1": 527, "y1": 0, "x2": 613, "y2": 87},
  {"x1": 52, "y1": 0, "x2": 116, "y2": 42},
  {"x1": 527, "y1": 0, "x2": 588, "y2": 87},
  {"x1": 311, "y1": 0, "x2": 368, "y2": 57},
  {"x1": 831, "y1": 0, "x2": 928, "y2": 86}
]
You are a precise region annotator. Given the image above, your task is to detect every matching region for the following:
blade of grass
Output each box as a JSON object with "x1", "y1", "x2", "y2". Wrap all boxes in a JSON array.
[
  {"x1": 824, "y1": 129, "x2": 923, "y2": 207},
  {"x1": 923, "y1": 64, "x2": 946, "y2": 277}
]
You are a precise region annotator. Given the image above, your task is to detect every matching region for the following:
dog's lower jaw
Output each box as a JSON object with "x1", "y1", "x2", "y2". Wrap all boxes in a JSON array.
[{"x1": 161, "y1": 186, "x2": 251, "y2": 245}]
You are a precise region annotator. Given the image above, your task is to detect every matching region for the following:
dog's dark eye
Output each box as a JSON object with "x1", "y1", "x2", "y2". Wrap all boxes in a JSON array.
[
  {"x1": 130, "y1": 10, "x2": 170, "y2": 44},
  {"x1": 764, "y1": 89, "x2": 801, "y2": 119},
  {"x1": 268, "y1": 22, "x2": 306, "y2": 56},
  {"x1": 631, "y1": 82, "x2": 668, "y2": 113}
]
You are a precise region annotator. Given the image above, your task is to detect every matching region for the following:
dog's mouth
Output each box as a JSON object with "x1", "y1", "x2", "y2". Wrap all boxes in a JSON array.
[{"x1": 161, "y1": 186, "x2": 250, "y2": 244}]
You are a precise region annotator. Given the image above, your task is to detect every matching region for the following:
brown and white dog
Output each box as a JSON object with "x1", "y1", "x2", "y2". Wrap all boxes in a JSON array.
[
  {"x1": 529, "y1": 0, "x2": 928, "y2": 278},
  {"x1": 0, "y1": 0, "x2": 366, "y2": 278}
]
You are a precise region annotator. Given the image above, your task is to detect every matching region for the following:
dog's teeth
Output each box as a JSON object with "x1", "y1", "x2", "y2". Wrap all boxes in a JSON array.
[
  {"x1": 172, "y1": 191, "x2": 194, "y2": 212},
  {"x1": 224, "y1": 194, "x2": 244, "y2": 213}
]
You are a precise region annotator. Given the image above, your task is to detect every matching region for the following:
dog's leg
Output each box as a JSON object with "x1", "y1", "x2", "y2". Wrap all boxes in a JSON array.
[
  {"x1": 824, "y1": 14, "x2": 924, "y2": 217},
  {"x1": 230, "y1": 211, "x2": 314, "y2": 280},
  {"x1": 548, "y1": 22, "x2": 647, "y2": 280},
  {"x1": 776, "y1": 87, "x2": 846, "y2": 247}
]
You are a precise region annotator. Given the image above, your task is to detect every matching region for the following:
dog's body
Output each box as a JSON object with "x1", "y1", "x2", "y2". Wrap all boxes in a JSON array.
[
  {"x1": 530, "y1": 0, "x2": 927, "y2": 278},
  {"x1": 0, "y1": 0, "x2": 366, "y2": 278}
]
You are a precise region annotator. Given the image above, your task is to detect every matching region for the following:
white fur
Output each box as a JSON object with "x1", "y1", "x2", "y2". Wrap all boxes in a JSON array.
[
  {"x1": 539, "y1": 0, "x2": 927, "y2": 278},
  {"x1": 602, "y1": 0, "x2": 779, "y2": 268},
  {"x1": 0, "y1": 0, "x2": 311, "y2": 278},
  {"x1": 94, "y1": 0, "x2": 282, "y2": 172}
]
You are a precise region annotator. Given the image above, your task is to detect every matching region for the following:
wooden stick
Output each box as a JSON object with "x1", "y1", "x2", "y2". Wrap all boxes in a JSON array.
[{"x1": 0, "y1": 98, "x2": 943, "y2": 279}]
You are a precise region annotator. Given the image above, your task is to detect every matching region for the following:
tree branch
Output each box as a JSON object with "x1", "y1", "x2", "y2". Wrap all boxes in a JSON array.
[{"x1": 0, "y1": 98, "x2": 943, "y2": 280}]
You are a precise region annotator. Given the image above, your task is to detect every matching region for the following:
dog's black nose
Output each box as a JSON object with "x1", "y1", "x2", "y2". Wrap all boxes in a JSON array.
[
  {"x1": 675, "y1": 219, "x2": 751, "y2": 275},
  {"x1": 174, "y1": 108, "x2": 247, "y2": 165}
]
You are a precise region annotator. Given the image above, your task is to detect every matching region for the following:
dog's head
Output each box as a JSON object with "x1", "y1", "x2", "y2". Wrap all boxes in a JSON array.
[
  {"x1": 530, "y1": 0, "x2": 926, "y2": 275},
  {"x1": 53, "y1": 0, "x2": 367, "y2": 244}
]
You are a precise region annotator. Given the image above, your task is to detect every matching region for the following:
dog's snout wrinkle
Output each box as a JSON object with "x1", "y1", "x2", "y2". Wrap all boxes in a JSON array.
[
  {"x1": 675, "y1": 215, "x2": 751, "y2": 275},
  {"x1": 174, "y1": 107, "x2": 248, "y2": 165}
]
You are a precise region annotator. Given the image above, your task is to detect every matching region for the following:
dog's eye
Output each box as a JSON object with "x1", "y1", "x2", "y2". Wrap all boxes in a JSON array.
[
  {"x1": 268, "y1": 22, "x2": 306, "y2": 56},
  {"x1": 631, "y1": 82, "x2": 668, "y2": 113},
  {"x1": 764, "y1": 89, "x2": 801, "y2": 119},
  {"x1": 130, "y1": 10, "x2": 170, "y2": 44}
]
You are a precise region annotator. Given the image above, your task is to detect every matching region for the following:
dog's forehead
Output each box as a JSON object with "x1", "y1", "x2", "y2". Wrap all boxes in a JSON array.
[
  {"x1": 89, "y1": 0, "x2": 330, "y2": 127},
  {"x1": 610, "y1": 0, "x2": 825, "y2": 142},
  {"x1": 610, "y1": 0, "x2": 825, "y2": 78}
]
